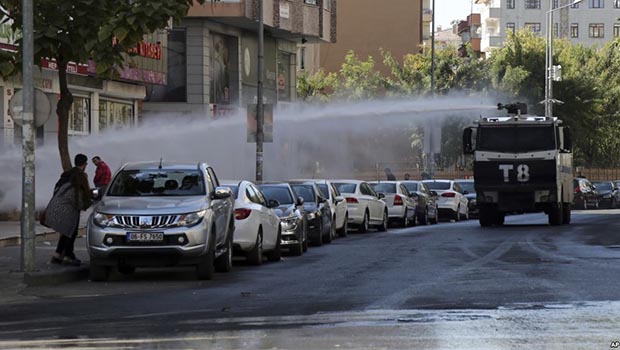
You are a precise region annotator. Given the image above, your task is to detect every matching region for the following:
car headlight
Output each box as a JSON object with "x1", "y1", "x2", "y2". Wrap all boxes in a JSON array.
[
  {"x1": 281, "y1": 216, "x2": 298, "y2": 230},
  {"x1": 93, "y1": 212, "x2": 116, "y2": 228},
  {"x1": 177, "y1": 210, "x2": 206, "y2": 227},
  {"x1": 307, "y1": 212, "x2": 316, "y2": 220}
]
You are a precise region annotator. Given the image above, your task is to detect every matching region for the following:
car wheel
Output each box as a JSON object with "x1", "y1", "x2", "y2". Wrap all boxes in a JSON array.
[
  {"x1": 266, "y1": 228, "x2": 282, "y2": 262},
  {"x1": 196, "y1": 232, "x2": 215, "y2": 280},
  {"x1": 118, "y1": 264, "x2": 135, "y2": 275},
  {"x1": 90, "y1": 261, "x2": 110, "y2": 282},
  {"x1": 378, "y1": 210, "x2": 388, "y2": 232},
  {"x1": 582, "y1": 199, "x2": 588, "y2": 210},
  {"x1": 215, "y1": 225, "x2": 234, "y2": 273},
  {"x1": 453, "y1": 206, "x2": 460, "y2": 222},
  {"x1": 290, "y1": 231, "x2": 303, "y2": 256},
  {"x1": 247, "y1": 229, "x2": 263, "y2": 266},
  {"x1": 313, "y1": 221, "x2": 324, "y2": 246},
  {"x1": 302, "y1": 228, "x2": 309, "y2": 252},
  {"x1": 359, "y1": 211, "x2": 369, "y2": 233},
  {"x1": 338, "y1": 214, "x2": 348, "y2": 237},
  {"x1": 595, "y1": 200, "x2": 600, "y2": 209},
  {"x1": 402, "y1": 209, "x2": 409, "y2": 227},
  {"x1": 323, "y1": 220, "x2": 333, "y2": 244}
]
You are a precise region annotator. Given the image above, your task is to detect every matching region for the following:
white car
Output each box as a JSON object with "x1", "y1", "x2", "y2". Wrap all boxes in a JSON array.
[
  {"x1": 369, "y1": 181, "x2": 418, "y2": 227},
  {"x1": 422, "y1": 180, "x2": 469, "y2": 221},
  {"x1": 331, "y1": 180, "x2": 388, "y2": 233},
  {"x1": 222, "y1": 181, "x2": 282, "y2": 265},
  {"x1": 294, "y1": 179, "x2": 348, "y2": 237}
]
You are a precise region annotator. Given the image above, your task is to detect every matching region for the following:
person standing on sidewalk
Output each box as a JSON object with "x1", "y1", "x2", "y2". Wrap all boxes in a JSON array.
[
  {"x1": 46, "y1": 154, "x2": 93, "y2": 266},
  {"x1": 92, "y1": 156, "x2": 112, "y2": 198}
]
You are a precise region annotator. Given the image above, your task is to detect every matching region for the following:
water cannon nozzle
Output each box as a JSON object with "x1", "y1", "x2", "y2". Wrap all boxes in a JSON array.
[{"x1": 497, "y1": 102, "x2": 528, "y2": 116}]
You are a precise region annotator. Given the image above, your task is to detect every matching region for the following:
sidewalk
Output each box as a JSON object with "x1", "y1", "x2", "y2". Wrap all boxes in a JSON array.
[{"x1": 0, "y1": 209, "x2": 91, "y2": 247}]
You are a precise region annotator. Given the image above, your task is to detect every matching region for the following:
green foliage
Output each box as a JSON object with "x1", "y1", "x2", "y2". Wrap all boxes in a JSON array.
[
  {"x1": 338, "y1": 50, "x2": 383, "y2": 100},
  {"x1": 297, "y1": 69, "x2": 338, "y2": 102}
]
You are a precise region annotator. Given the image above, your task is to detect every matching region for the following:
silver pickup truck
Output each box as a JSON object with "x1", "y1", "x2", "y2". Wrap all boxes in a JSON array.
[{"x1": 87, "y1": 161, "x2": 234, "y2": 281}]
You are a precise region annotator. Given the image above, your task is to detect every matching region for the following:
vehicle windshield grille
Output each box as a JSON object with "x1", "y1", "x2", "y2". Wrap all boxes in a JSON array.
[{"x1": 114, "y1": 215, "x2": 180, "y2": 229}]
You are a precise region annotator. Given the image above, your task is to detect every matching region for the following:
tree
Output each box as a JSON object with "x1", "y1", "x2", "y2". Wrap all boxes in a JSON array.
[
  {"x1": 0, "y1": 0, "x2": 206, "y2": 170},
  {"x1": 338, "y1": 50, "x2": 382, "y2": 100},
  {"x1": 297, "y1": 69, "x2": 338, "y2": 102}
]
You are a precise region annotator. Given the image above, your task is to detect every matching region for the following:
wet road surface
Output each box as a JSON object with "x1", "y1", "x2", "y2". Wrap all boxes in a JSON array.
[{"x1": 1, "y1": 210, "x2": 620, "y2": 349}]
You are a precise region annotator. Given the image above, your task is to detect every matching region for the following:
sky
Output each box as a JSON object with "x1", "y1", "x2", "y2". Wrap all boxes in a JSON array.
[{"x1": 435, "y1": 0, "x2": 483, "y2": 30}]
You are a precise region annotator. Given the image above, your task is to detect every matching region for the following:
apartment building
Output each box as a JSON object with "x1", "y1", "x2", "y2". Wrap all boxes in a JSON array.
[
  {"x1": 308, "y1": 0, "x2": 423, "y2": 77},
  {"x1": 457, "y1": 14, "x2": 482, "y2": 57},
  {"x1": 476, "y1": 0, "x2": 620, "y2": 56},
  {"x1": 144, "y1": 0, "x2": 336, "y2": 118}
]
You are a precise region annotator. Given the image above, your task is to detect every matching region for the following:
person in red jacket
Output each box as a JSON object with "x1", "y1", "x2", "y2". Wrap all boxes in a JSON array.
[{"x1": 92, "y1": 156, "x2": 112, "y2": 197}]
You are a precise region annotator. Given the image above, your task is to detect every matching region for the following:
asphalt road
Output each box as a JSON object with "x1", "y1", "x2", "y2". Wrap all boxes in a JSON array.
[{"x1": 2, "y1": 210, "x2": 620, "y2": 349}]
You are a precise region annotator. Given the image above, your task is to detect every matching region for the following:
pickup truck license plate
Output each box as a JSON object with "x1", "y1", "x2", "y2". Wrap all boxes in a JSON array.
[{"x1": 127, "y1": 232, "x2": 164, "y2": 242}]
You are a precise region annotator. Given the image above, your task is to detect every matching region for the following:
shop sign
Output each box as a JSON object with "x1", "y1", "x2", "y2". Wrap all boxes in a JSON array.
[
  {"x1": 113, "y1": 37, "x2": 163, "y2": 60},
  {"x1": 279, "y1": 2, "x2": 290, "y2": 19},
  {"x1": 41, "y1": 58, "x2": 89, "y2": 76},
  {"x1": 118, "y1": 66, "x2": 166, "y2": 85}
]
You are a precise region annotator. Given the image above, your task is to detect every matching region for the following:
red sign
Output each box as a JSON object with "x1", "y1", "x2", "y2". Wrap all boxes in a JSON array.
[
  {"x1": 41, "y1": 58, "x2": 89, "y2": 75},
  {"x1": 113, "y1": 37, "x2": 162, "y2": 60}
]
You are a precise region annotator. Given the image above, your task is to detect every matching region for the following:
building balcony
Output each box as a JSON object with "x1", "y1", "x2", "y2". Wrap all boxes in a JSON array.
[
  {"x1": 423, "y1": 7, "x2": 432, "y2": 22},
  {"x1": 482, "y1": 6, "x2": 500, "y2": 21}
]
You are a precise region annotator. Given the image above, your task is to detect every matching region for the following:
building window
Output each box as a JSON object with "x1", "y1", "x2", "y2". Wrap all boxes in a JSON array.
[
  {"x1": 506, "y1": 22, "x2": 516, "y2": 34},
  {"x1": 525, "y1": 22, "x2": 542, "y2": 32},
  {"x1": 553, "y1": 0, "x2": 559, "y2": 8},
  {"x1": 554, "y1": 23, "x2": 559, "y2": 37},
  {"x1": 304, "y1": 0, "x2": 317, "y2": 4},
  {"x1": 571, "y1": 23, "x2": 579, "y2": 37},
  {"x1": 146, "y1": 29, "x2": 186, "y2": 103},
  {"x1": 69, "y1": 96, "x2": 90, "y2": 135},
  {"x1": 507, "y1": 0, "x2": 515, "y2": 9},
  {"x1": 614, "y1": 24, "x2": 620, "y2": 37},
  {"x1": 99, "y1": 99, "x2": 134, "y2": 131},
  {"x1": 589, "y1": 23, "x2": 605, "y2": 37},
  {"x1": 525, "y1": 0, "x2": 541, "y2": 9},
  {"x1": 589, "y1": 0, "x2": 604, "y2": 8}
]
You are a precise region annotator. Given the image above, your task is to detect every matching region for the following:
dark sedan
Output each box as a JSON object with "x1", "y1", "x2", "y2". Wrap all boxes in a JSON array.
[
  {"x1": 400, "y1": 181, "x2": 439, "y2": 225},
  {"x1": 573, "y1": 178, "x2": 599, "y2": 210},
  {"x1": 592, "y1": 181, "x2": 620, "y2": 209},
  {"x1": 289, "y1": 182, "x2": 333, "y2": 246},
  {"x1": 454, "y1": 179, "x2": 479, "y2": 218}
]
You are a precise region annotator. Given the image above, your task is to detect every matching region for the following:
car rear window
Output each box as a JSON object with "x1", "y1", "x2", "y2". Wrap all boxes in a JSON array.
[
  {"x1": 456, "y1": 181, "x2": 475, "y2": 193},
  {"x1": 108, "y1": 169, "x2": 205, "y2": 196},
  {"x1": 423, "y1": 181, "x2": 451, "y2": 190},
  {"x1": 259, "y1": 185, "x2": 294, "y2": 205},
  {"x1": 370, "y1": 183, "x2": 396, "y2": 194},
  {"x1": 402, "y1": 183, "x2": 418, "y2": 192},
  {"x1": 334, "y1": 183, "x2": 357, "y2": 194},
  {"x1": 291, "y1": 184, "x2": 316, "y2": 203},
  {"x1": 594, "y1": 182, "x2": 612, "y2": 191}
]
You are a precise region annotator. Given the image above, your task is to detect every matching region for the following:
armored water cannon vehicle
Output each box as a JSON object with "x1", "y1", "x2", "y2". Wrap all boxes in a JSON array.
[{"x1": 462, "y1": 103, "x2": 573, "y2": 227}]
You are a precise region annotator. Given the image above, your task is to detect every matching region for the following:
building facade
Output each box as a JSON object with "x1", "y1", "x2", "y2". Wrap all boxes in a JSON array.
[
  {"x1": 476, "y1": 0, "x2": 620, "y2": 56},
  {"x1": 312, "y1": 0, "x2": 423, "y2": 77},
  {"x1": 144, "y1": 0, "x2": 336, "y2": 118},
  {"x1": 457, "y1": 14, "x2": 482, "y2": 57}
]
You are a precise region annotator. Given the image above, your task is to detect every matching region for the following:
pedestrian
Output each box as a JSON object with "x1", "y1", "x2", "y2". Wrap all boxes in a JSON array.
[
  {"x1": 46, "y1": 154, "x2": 93, "y2": 266},
  {"x1": 92, "y1": 156, "x2": 112, "y2": 197},
  {"x1": 384, "y1": 168, "x2": 396, "y2": 181},
  {"x1": 404, "y1": 173, "x2": 411, "y2": 181}
]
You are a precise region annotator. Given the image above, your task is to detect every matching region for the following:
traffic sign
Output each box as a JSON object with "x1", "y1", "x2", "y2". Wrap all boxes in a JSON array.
[{"x1": 9, "y1": 88, "x2": 52, "y2": 127}]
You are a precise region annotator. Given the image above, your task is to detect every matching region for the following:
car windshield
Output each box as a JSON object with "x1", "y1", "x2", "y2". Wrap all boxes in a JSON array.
[
  {"x1": 291, "y1": 184, "x2": 316, "y2": 203},
  {"x1": 594, "y1": 182, "x2": 613, "y2": 191},
  {"x1": 370, "y1": 183, "x2": 396, "y2": 194},
  {"x1": 316, "y1": 184, "x2": 329, "y2": 198},
  {"x1": 477, "y1": 126, "x2": 556, "y2": 153},
  {"x1": 108, "y1": 169, "x2": 205, "y2": 196},
  {"x1": 402, "y1": 183, "x2": 418, "y2": 192},
  {"x1": 456, "y1": 181, "x2": 475, "y2": 193},
  {"x1": 259, "y1": 186, "x2": 294, "y2": 205},
  {"x1": 334, "y1": 183, "x2": 357, "y2": 194},
  {"x1": 424, "y1": 181, "x2": 451, "y2": 190}
]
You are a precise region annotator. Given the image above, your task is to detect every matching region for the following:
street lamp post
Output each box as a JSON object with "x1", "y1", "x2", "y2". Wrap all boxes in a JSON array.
[
  {"x1": 256, "y1": 0, "x2": 264, "y2": 183},
  {"x1": 545, "y1": 0, "x2": 582, "y2": 118}
]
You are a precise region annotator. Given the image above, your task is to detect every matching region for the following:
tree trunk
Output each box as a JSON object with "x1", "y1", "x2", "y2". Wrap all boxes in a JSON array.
[{"x1": 56, "y1": 59, "x2": 73, "y2": 171}]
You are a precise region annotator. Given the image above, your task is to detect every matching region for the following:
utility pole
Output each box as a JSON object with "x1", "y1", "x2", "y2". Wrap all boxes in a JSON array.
[
  {"x1": 256, "y1": 0, "x2": 265, "y2": 183},
  {"x1": 429, "y1": 0, "x2": 436, "y2": 178},
  {"x1": 545, "y1": 0, "x2": 553, "y2": 118},
  {"x1": 21, "y1": 0, "x2": 36, "y2": 272}
]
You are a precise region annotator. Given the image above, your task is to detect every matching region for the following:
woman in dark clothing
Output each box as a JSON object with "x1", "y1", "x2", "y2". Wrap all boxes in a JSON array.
[{"x1": 45, "y1": 154, "x2": 93, "y2": 266}]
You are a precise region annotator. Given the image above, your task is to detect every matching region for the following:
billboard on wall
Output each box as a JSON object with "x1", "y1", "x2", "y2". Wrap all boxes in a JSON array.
[{"x1": 247, "y1": 104, "x2": 273, "y2": 143}]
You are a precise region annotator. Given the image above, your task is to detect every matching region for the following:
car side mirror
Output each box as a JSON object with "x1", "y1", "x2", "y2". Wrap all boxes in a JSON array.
[
  {"x1": 335, "y1": 196, "x2": 345, "y2": 204},
  {"x1": 377, "y1": 193, "x2": 385, "y2": 199},
  {"x1": 318, "y1": 196, "x2": 327, "y2": 204},
  {"x1": 430, "y1": 191, "x2": 438, "y2": 197},
  {"x1": 212, "y1": 186, "x2": 232, "y2": 200},
  {"x1": 91, "y1": 188, "x2": 100, "y2": 200},
  {"x1": 296, "y1": 196, "x2": 305, "y2": 206},
  {"x1": 268, "y1": 199, "x2": 280, "y2": 208}
]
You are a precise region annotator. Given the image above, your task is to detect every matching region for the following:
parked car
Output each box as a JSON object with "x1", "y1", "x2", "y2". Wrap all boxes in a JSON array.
[
  {"x1": 259, "y1": 183, "x2": 308, "y2": 256},
  {"x1": 421, "y1": 179, "x2": 469, "y2": 221},
  {"x1": 369, "y1": 181, "x2": 418, "y2": 227},
  {"x1": 332, "y1": 180, "x2": 388, "y2": 233},
  {"x1": 573, "y1": 178, "x2": 599, "y2": 209},
  {"x1": 401, "y1": 181, "x2": 439, "y2": 225},
  {"x1": 87, "y1": 161, "x2": 235, "y2": 281},
  {"x1": 221, "y1": 181, "x2": 282, "y2": 265},
  {"x1": 294, "y1": 179, "x2": 348, "y2": 237},
  {"x1": 289, "y1": 182, "x2": 333, "y2": 246},
  {"x1": 592, "y1": 181, "x2": 620, "y2": 209},
  {"x1": 454, "y1": 179, "x2": 479, "y2": 218}
]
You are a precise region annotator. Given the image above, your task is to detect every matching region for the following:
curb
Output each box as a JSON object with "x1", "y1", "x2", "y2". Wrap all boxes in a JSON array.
[
  {"x1": 0, "y1": 231, "x2": 58, "y2": 248},
  {"x1": 23, "y1": 265, "x2": 90, "y2": 287}
]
